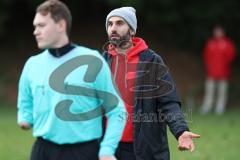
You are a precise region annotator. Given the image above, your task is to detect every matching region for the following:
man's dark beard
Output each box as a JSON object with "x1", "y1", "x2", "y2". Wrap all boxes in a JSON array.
[
  {"x1": 108, "y1": 32, "x2": 132, "y2": 50},
  {"x1": 102, "y1": 31, "x2": 133, "y2": 52}
]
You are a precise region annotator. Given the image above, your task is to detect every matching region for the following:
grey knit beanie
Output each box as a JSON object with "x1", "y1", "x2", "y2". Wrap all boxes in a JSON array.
[{"x1": 106, "y1": 7, "x2": 137, "y2": 34}]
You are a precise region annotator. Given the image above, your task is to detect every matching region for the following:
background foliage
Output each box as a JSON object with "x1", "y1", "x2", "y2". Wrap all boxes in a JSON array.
[{"x1": 0, "y1": 0, "x2": 240, "y2": 51}]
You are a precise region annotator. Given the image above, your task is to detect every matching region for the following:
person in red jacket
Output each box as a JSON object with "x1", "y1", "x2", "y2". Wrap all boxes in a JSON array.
[
  {"x1": 103, "y1": 6, "x2": 200, "y2": 160},
  {"x1": 201, "y1": 25, "x2": 236, "y2": 115}
]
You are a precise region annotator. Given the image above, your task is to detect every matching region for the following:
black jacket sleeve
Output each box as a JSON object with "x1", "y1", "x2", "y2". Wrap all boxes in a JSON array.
[{"x1": 154, "y1": 53, "x2": 189, "y2": 139}]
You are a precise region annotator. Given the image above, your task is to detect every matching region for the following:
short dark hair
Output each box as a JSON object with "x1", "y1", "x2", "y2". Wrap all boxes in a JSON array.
[{"x1": 36, "y1": 0, "x2": 72, "y2": 36}]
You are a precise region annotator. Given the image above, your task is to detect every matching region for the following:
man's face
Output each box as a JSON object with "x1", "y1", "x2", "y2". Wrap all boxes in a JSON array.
[
  {"x1": 33, "y1": 12, "x2": 62, "y2": 49},
  {"x1": 107, "y1": 16, "x2": 132, "y2": 44},
  {"x1": 213, "y1": 27, "x2": 225, "y2": 39}
]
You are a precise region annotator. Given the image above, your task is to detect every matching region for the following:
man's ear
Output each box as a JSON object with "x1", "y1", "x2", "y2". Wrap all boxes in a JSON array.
[
  {"x1": 57, "y1": 19, "x2": 67, "y2": 33},
  {"x1": 130, "y1": 30, "x2": 135, "y2": 36}
]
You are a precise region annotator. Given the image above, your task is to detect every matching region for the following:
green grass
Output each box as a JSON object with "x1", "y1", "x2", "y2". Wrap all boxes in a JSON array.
[
  {"x1": 1, "y1": 104, "x2": 239, "y2": 160},
  {"x1": 168, "y1": 108, "x2": 240, "y2": 160},
  {"x1": 0, "y1": 104, "x2": 34, "y2": 160}
]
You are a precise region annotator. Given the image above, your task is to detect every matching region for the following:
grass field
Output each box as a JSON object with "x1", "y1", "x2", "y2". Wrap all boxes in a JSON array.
[{"x1": 0, "y1": 104, "x2": 239, "y2": 160}]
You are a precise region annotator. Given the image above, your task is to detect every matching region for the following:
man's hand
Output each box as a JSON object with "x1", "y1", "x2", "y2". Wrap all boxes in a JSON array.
[
  {"x1": 178, "y1": 131, "x2": 200, "y2": 152},
  {"x1": 19, "y1": 122, "x2": 32, "y2": 130},
  {"x1": 99, "y1": 156, "x2": 117, "y2": 160}
]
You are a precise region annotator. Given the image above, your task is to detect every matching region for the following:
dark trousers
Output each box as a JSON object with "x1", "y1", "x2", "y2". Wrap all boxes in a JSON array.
[
  {"x1": 115, "y1": 142, "x2": 136, "y2": 160},
  {"x1": 30, "y1": 137, "x2": 99, "y2": 160}
]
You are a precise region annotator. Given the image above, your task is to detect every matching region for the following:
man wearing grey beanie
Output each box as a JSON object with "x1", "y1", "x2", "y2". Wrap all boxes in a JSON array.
[{"x1": 102, "y1": 6, "x2": 200, "y2": 160}]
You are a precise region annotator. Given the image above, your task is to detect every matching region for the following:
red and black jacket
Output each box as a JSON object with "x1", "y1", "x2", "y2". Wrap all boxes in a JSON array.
[{"x1": 103, "y1": 38, "x2": 189, "y2": 160}]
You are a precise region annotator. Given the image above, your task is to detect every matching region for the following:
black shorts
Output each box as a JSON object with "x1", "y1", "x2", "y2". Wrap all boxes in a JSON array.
[{"x1": 30, "y1": 137, "x2": 99, "y2": 160}]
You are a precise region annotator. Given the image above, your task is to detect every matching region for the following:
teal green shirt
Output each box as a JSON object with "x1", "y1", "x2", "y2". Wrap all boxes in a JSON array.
[{"x1": 17, "y1": 46, "x2": 126, "y2": 156}]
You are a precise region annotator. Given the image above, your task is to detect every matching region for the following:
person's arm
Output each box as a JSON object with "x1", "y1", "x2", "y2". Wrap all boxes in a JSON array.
[
  {"x1": 177, "y1": 131, "x2": 200, "y2": 152},
  {"x1": 226, "y1": 39, "x2": 236, "y2": 63},
  {"x1": 157, "y1": 76, "x2": 200, "y2": 151},
  {"x1": 157, "y1": 92, "x2": 189, "y2": 140},
  {"x1": 156, "y1": 64, "x2": 200, "y2": 152},
  {"x1": 203, "y1": 40, "x2": 212, "y2": 68},
  {"x1": 94, "y1": 53, "x2": 127, "y2": 159},
  {"x1": 99, "y1": 156, "x2": 117, "y2": 160},
  {"x1": 17, "y1": 58, "x2": 33, "y2": 130}
]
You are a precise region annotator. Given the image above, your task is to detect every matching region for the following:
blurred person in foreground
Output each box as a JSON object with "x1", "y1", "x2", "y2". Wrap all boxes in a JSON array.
[
  {"x1": 17, "y1": 0, "x2": 126, "y2": 160},
  {"x1": 201, "y1": 25, "x2": 236, "y2": 115},
  {"x1": 102, "y1": 6, "x2": 200, "y2": 160}
]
